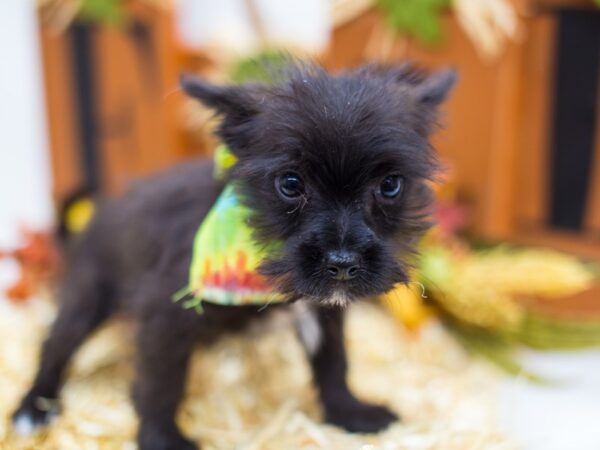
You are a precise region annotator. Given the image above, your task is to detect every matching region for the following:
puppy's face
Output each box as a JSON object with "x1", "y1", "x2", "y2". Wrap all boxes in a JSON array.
[{"x1": 182, "y1": 63, "x2": 456, "y2": 306}]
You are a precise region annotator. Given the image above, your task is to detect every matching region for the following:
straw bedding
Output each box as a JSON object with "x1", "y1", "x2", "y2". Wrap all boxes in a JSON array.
[{"x1": 0, "y1": 298, "x2": 516, "y2": 450}]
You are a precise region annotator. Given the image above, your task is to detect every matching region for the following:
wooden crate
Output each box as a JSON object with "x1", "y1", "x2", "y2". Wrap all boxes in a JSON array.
[{"x1": 40, "y1": 2, "x2": 600, "y2": 260}]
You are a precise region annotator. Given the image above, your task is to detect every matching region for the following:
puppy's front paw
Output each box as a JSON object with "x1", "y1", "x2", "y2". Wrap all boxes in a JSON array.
[
  {"x1": 324, "y1": 398, "x2": 399, "y2": 433},
  {"x1": 12, "y1": 392, "x2": 59, "y2": 436},
  {"x1": 139, "y1": 423, "x2": 198, "y2": 450}
]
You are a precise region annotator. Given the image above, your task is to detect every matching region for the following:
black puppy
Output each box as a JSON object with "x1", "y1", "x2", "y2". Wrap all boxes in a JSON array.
[{"x1": 12, "y1": 62, "x2": 455, "y2": 450}]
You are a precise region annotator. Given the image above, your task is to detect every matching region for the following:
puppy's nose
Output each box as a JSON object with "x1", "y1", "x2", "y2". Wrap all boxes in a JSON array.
[{"x1": 325, "y1": 251, "x2": 360, "y2": 281}]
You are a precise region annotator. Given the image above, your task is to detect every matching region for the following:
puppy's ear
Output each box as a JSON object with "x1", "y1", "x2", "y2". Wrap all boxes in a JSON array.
[
  {"x1": 413, "y1": 68, "x2": 458, "y2": 106},
  {"x1": 180, "y1": 74, "x2": 265, "y2": 154},
  {"x1": 180, "y1": 73, "x2": 263, "y2": 119}
]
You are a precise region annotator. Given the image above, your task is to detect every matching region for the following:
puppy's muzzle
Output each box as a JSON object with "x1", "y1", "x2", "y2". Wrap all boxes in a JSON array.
[{"x1": 325, "y1": 250, "x2": 360, "y2": 281}]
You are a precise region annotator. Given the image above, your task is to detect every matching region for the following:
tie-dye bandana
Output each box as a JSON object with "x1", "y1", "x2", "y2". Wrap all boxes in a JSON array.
[{"x1": 173, "y1": 146, "x2": 284, "y2": 312}]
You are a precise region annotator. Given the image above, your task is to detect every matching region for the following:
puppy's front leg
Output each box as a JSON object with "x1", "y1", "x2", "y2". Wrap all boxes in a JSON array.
[{"x1": 295, "y1": 304, "x2": 398, "y2": 433}]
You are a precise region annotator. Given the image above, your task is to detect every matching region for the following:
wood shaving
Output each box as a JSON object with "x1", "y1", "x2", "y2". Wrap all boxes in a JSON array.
[{"x1": 0, "y1": 298, "x2": 516, "y2": 449}]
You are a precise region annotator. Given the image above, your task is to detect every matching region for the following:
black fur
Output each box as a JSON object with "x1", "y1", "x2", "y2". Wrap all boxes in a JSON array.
[{"x1": 13, "y1": 61, "x2": 455, "y2": 450}]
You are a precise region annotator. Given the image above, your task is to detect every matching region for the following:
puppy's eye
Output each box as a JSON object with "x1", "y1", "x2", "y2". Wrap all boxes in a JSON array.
[
  {"x1": 276, "y1": 173, "x2": 304, "y2": 199},
  {"x1": 379, "y1": 175, "x2": 404, "y2": 199}
]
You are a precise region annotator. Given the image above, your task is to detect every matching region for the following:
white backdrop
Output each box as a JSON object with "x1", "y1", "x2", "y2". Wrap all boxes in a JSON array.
[
  {"x1": 0, "y1": 0, "x2": 52, "y2": 286},
  {"x1": 175, "y1": 0, "x2": 330, "y2": 56}
]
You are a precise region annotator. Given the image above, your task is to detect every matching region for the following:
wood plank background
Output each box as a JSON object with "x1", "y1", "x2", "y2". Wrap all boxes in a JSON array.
[{"x1": 39, "y1": 4, "x2": 600, "y2": 259}]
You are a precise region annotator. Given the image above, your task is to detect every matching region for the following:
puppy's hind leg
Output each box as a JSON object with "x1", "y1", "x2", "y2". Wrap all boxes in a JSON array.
[{"x1": 12, "y1": 261, "x2": 115, "y2": 435}]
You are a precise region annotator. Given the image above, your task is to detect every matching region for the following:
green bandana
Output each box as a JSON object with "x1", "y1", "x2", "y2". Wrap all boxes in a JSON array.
[{"x1": 173, "y1": 146, "x2": 285, "y2": 312}]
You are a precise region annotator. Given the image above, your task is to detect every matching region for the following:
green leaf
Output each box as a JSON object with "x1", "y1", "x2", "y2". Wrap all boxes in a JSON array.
[
  {"x1": 375, "y1": 0, "x2": 451, "y2": 45},
  {"x1": 79, "y1": 0, "x2": 125, "y2": 26},
  {"x1": 229, "y1": 50, "x2": 290, "y2": 84},
  {"x1": 419, "y1": 247, "x2": 454, "y2": 287},
  {"x1": 508, "y1": 313, "x2": 600, "y2": 350}
]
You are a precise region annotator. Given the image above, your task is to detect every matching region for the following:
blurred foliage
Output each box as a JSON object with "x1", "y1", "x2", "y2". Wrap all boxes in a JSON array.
[
  {"x1": 38, "y1": 0, "x2": 168, "y2": 30},
  {"x1": 385, "y1": 243, "x2": 600, "y2": 381},
  {"x1": 375, "y1": 0, "x2": 451, "y2": 45},
  {"x1": 450, "y1": 311, "x2": 600, "y2": 382},
  {"x1": 448, "y1": 320, "x2": 546, "y2": 382},
  {"x1": 79, "y1": 0, "x2": 125, "y2": 26},
  {"x1": 229, "y1": 50, "x2": 291, "y2": 84}
]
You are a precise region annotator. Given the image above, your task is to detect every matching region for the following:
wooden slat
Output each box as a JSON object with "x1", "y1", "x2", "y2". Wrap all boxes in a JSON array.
[
  {"x1": 583, "y1": 73, "x2": 600, "y2": 233},
  {"x1": 481, "y1": 40, "x2": 526, "y2": 239},
  {"x1": 325, "y1": 9, "x2": 382, "y2": 70},
  {"x1": 396, "y1": 15, "x2": 503, "y2": 235},
  {"x1": 38, "y1": 24, "x2": 82, "y2": 201},
  {"x1": 514, "y1": 16, "x2": 557, "y2": 231},
  {"x1": 93, "y1": 4, "x2": 184, "y2": 193}
]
